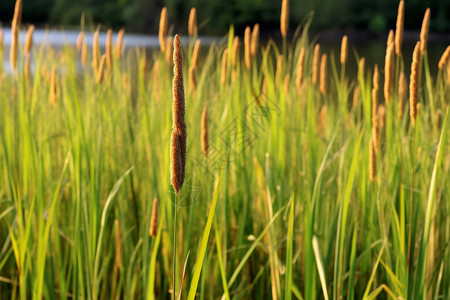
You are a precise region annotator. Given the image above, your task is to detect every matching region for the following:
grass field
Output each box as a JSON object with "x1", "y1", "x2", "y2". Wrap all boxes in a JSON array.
[{"x1": 0, "y1": 1, "x2": 449, "y2": 299}]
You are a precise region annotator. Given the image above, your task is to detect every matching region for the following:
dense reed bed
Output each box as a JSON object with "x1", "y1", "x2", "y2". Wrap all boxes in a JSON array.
[{"x1": 0, "y1": 0, "x2": 449, "y2": 299}]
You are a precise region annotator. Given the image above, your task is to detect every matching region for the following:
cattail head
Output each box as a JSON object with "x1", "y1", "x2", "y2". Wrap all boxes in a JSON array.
[
  {"x1": 166, "y1": 36, "x2": 173, "y2": 65},
  {"x1": 149, "y1": 198, "x2": 159, "y2": 237},
  {"x1": 320, "y1": 54, "x2": 327, "y2": 95},
  {"x1": 159, "y1": 7, "x2": 168, "y2": 52},
  {"x1": 398, "y1": 71, "x2": 407, "y2": 119},
  {"x1": 96, "y1": 54, "x2": 106, "y2": 84},
  {"x1": 340, "y1": 35, "x2": 348, "y2": 64},
  {"x1": 106, "y1": 29, "x2": 113, "y2": 68},
  {"x1": 312, "y1": 44, "x2": 320, "y2": 84},
  {"x1": 92, "y1": 30, "x2": 99, "y2": 72},
  {"x1": 114, "y1": 220, "x2": 122, "y2": 267},
  {"x1": 387, "y1": 30, "x2": 394, "y2": 47},
  {"x1": 438, "y1": 46, "x2": 450, "y2": 69},
  {"x1": 191, "y1": 39, "x2": 201, "y2": 68},
  {"x1": 188, "y1": 8, "x2": 198, "y2": 37},
  {"x1": 410, "y1": 41, "x2": 421, "y2": 127},
  {"x1": 221, "y1": 48, "x2": 228, "y2": 84},
  {"x1": 296, "y1": 47, "x2": 306, "y2": 88},
  {"x1": 115, "y1": 29, "x2": 125, "y2": 59},
  {"x1": 201, "y1": 103, "x2": 208, "y2": 157},
  {"x1": 251, "y1": 24, "x2": 260, "y2": 56},
  {"x1": 49, "y1": 67, "x2": 57, "y2": 105},
  {"x1": 372, "y1": 64, "x2": 379, "y2": 123},
  {"x1": 280, "y1": 0, "x2": 289, "y2": 38},
  {"x1": 373, "y1": 63, "x2": 379, "y2": 91},
  {"x1": 24, "y1": 25, "x2": 35, "y2": 56},
  {"x1": 231, "y1": 36, "x2": 239, "y2": 67},
  {"x1": 76, "y1": 32, "x2": 84, "y2": 51},
  {"x1": 384, "y1": 42, "x2": 395, "y2": 104},
  {"x1": 353, "y1": 85, "x2": 360, "y2": 108},
  {"x1": 10, "y1": 0, "x2": 22, "y2": 73},
  {"x1": 369, "y1": 138, "x2": 377, "y2": 182},
  {"x1": 244, "y1": 26, "x2": 251, "y2": 70},
  {"x1": 420, "y1": 8, "x2": 430, "y2": 54},
  {"x1": 81, "y1": 41, "x2": 88, "y2": 66},
  {"x1": 275, "y1": 55, "x2": 284, "y2": 87},
  {"x1": 395, "y1": 0, "x2": 404, "y2": 54},
  {"x1": 171, "y1": 35, "x2": 187, "y2": 195}
]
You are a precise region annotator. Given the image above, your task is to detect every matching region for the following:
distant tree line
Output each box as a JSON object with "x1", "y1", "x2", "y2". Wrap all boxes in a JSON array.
[{"x1": 0, "y1": 0, "x2": 449, "y2": 35}]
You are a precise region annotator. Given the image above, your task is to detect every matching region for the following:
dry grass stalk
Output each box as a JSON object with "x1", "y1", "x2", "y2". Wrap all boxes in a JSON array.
[
  {"x1": 420, "y1": 8, "x2": 430, "y2": 54},
  {"x1": 378, "y1": 104, "x2": 386, "y2": 128},
  {"x1": 159, "y1": 7, "x2": 168, "y2": 52},
  {"x1": 410, "y1": 41, "x2": 421, "y2": 127},
  {"x1": 340, "y1": 35, "x2": 348, "y2": 64},
  {"x1": 49, "y1": 67, "x2": 57, "y2": 105},
  {"x1": 280, "y1": 0, "x2": 289, "y2": 38},
  {"x1": 170, "y1": 35, "x2": 187, "y2": 195},
  {"x1": 244, "y1": 26, "x2": 251, "y2": 70},
  {"x1": 296, "y1": 47, "x2": 306, "y2": 88},
  {"x1": 92, "y1": 31, "x2": 99, "y2": 73},
  {"x1": 188, "y1": 8, "x2": 197, "y2": 37},
  {"x1": 384, "y1": 43, "x2": 395, "y2": 104},
  {"x1": 251, "y1": 24, "x2": 260, "y2": 56},
  {"x1": 395, "y1": 0, "x2": 404, "y2": 54},
  {"x1": 369, "y1": 139, "x2": 377, "y2": 182},
  {"x1": 10, "y1": 0, "x2": 22, "y2": 73},
  {"x1": 312, "y1": 44, "x2": 320, "y2": 84},
  {"x1": 166, "y1": 36, "x2": 173, "y2": 65},
  {"x1": 398, "y1": 71, "x2": 407, "y2": 119},
  {"x1": 275, "y1": 55, "x2": 283, "y2": 87},
  {"x1": 96, "y1": 54, "x2": 106, "y2": 84},
  {"x1": 115, "y1": 29, "x2": 125, "y2": 59},
  {"x1": 438, "y1": 46, "x2": 450, "y2": 69},
  {"x1": 358, "y1": 57, "x2": 365, "y2": 81},
  {"x1": 81, "y1": 41, "x2": 88, "y2": 66},
  {"x1": 353, "y1": 85, "x2": 360, "y2": 108},
  {"x1": 149, "y1": 198, "x2": 159, "y2": 237},
  {"x1": 283, "y1": 74, "x2": 290, "y2": 94},
  {"x1": 106, "y1": 29, "x2": 113, "y2": 68},
  {"x1": 114, "y1": 220, "x2": 122, "y2": 267},
  {"x1": 201, "y1": 103, "x2": 208, "y2": 157},
  {"x1": 25, "y1": 25, "x2": 35, "y2": 56},
  {"x1": 232, "y1": 36, "x2": 239, "y2": 67},
  {"x1": 319, "y1": 54, "x2": 327, "y2": 95},
  {"x1": 221, "y1": 48, "x2": 228, "y2": 84},
  {"x1": 191, "y1": 39, "x2": 201, "y2": 68},
  {"x1": 76, "y1": 32, "x2": 84, "y2": 51}
]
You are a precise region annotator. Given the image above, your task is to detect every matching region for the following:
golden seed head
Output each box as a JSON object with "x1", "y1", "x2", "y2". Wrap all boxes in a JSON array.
[
  {"x1": 369, "y1": 138, "x2": 377, "y2": 182},
  {"x1": 395, "y1": 0, "x2": 404, "y2": 54},
  {"x1": 24, "y1": 25, "x2": 35, "y2": 56},
  {"x1": 115, "y1": 29, "x2": 125, "y2": 59},
  {"x1": 358, "y1": 57, "x2": 365, "y2": 81},
  {"x1": 320, "y1": 54, "x2": 327, "y2": 95},
  {"x1": 378, "y1": 104, "x2": 386, "y2": 128},
  {"x1": 283, "y1": 74, "x2": 290, "y2": 94},
  {"x1": 244, "y1": 26, "x2": 251, "y2": 70},
  {"x1": 438, "y1": 46, "x2": 450, "y2": 69},
  {"x1": 76, "y1": 31, "x2": 84, "y2": 51},
  {"x1": 81, "y1": 41, "x2": 88, "y2": 66},
  {"x1": 92, "y1": 31, "x2": 99, "y2": 72},
  {"x1": 49, "y1": 67, "x2": 58, "y2": 105},
  {"x1": 191, "y1": 39, "x2": 201, "y2": 68},
  {"x1": 312, "y1": 44, "x2": 320, "y2": 84},
  {"x1": 387, "y1": 30, "x2": 394, "y2": 47},
  {"x1": 398, "y1": 71, "x2": 407, "y2": 119},
  {"x1": 106, "y1": 29, "x2": 113, "y2": 68},
  {"x1": 384, "y1": 42, "x2": 395, "y2": 105},
  {"x1": 159, "y1": 7, "x2": 168, "y2": 52},
  {"x1": 251, "y1": 24, "x2": 260, "y2": 56},
  {"x1": 296, "y1": 47, "x2": 306, "y2": 88},
  {"x1": 275, "y1": 55, "x2": 284, "y2": 87},
  {"x1": 280, "y1": 0, "x2": 289, "y2": 38},
  {"x1": 221, "y1": 48, "x2": 228, "y2": 84},
  {"x1": 353, "y1": 85, "x2": 360, "y2": 108},
  {"x1": 410, "y1": 41, "x2": 421, "y2": 127},
  {"x1": 201, "y1": 103, "x2": 208, "y2": 157},
  {"x1": 340, "y1": 35, "x2": 348, "y2": 64},
  {"x1": 373, "y1": 63, "x2": 379, "y2": 91},
  {"x1": 231, "y1": 36, "x2": 239, "y2": 67},
  {"x1": 96, "y1": 54, "x2": 107, "y2": 84},
  {"x1": 188, "y1": 8, "x2": 198, "y2": 37},
  {"x1": 149, "y1": 198, "x2": 159, "y2": 237},
  {"x1": 420, "y1": 8, "x2": 430, "y2": 54},
  {"x1": 171, "y1": 35, "x2": 187, "y2": 195},
  {"x1": 166, "y1": 36, "x2": 173, "y2": 65}
]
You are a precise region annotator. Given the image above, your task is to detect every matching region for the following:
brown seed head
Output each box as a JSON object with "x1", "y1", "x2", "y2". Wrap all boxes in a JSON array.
[
  {"x1": 166, "y1": 36, "x2": 173, "y2": 65},
  {"x1": 159, "y1": 7, "x2": 168, "y2": 52},
  {"x1": 92, "y1": 31, "x2": 99, "y2": 72},
  {"x1": 280, "y1": 0, "x2": 289, "y2": 38},
  {"x1": 191, "y1": 39, "x2": 201, "y2": 68},
  {"x1": 410, "y1": 41, "x2": 421, "y2": 127},
  {"x1": 420, "y1": 8, "x2": 430, "y2": 54},
  {"x1": 312, "y1": 44, "x2": 320, "y2": 84},
  {"x1": 81, "y1": 41, "x2": 88, "y2": 66},
  {"x1": 106, "y1": 29, "x2": 113, "y2": 68},
  {"x1": 115, "y1": 29, "x2": 125, "y2": 59},
  {"x1": 378, "y1": 104, "x2": 386, "y2": 128},
  {"x1": 387, "y1": 30, "x2": 394, "y2": 47},
  {"x1": 171, "y1": 35, "x2": 187, "y2": 195},
  {"x1": 358, "y1": 57, "x2": 365, "y2": 81},
  {"x1": 369, "y1": 139, "x2": 377, "y2": 182},
  {"x1": 76, "y1": 32, "x2": 84, "y2": 51},
  {"x1": 149, "y1": 198, "x2": 159, "y2": 237},
  {"x1": 320, "y1": 54, "x2": 327, "y2": 95},
  {"x1": 251, "y1": 24, "x2": 260, "y2": 56},
  {"x1": 201, "y1": 103, "x2": 208, "y2": 157},
  {"x1": 340, "y1": 35, "x2": 348, "y2": 64},
  {"x1": 49, "y1": 67, "x2": 57, "y2": 105},
  {"x1": 296, "y1": 47, "x2": 306, "y2": 88},
  {"x1": 221, "y1": 48, "x2": 228, "y2": 84},
  {"x1": 395, "y1": 0, "x2": 404, "y2": 54},
  {"x1": 398, "y1": 71, "x2": 407, "y2": 119},
  {"x1": 231, "y1": 36, "x2": 239, "y2": 67},
  {"x1": 244, "y1": 26, "x2": 251, "y2": 70},
  {"x1": 373, "y1": 63, "x2": 379, "y2": 91},
  {"x1": 96, "y1": 54, "x2": 106, "y2": 84},
  {"x1": 25, "y1": 25, "x2": 35, "y2": 56},
  {"x1": 384, "y1": 42, "x2": 395, "y2": 104},
  {"x1": 353, "y1": 85, "x2": 360, "y2": 108},
  {"x1": 188, "y1": 8, "x2": 198, "y2": 37},
  {"x1": 10, "y1": 0, "x2": 21, "y2": 73},
  {"x1": 438, "y1": 46, "x2": 450, "y2": 69}
]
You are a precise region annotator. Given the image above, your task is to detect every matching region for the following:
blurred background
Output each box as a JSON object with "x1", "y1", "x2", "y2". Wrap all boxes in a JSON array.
[{"x1": 1, "y1": 0, "x2": 450, "y2": 36}]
